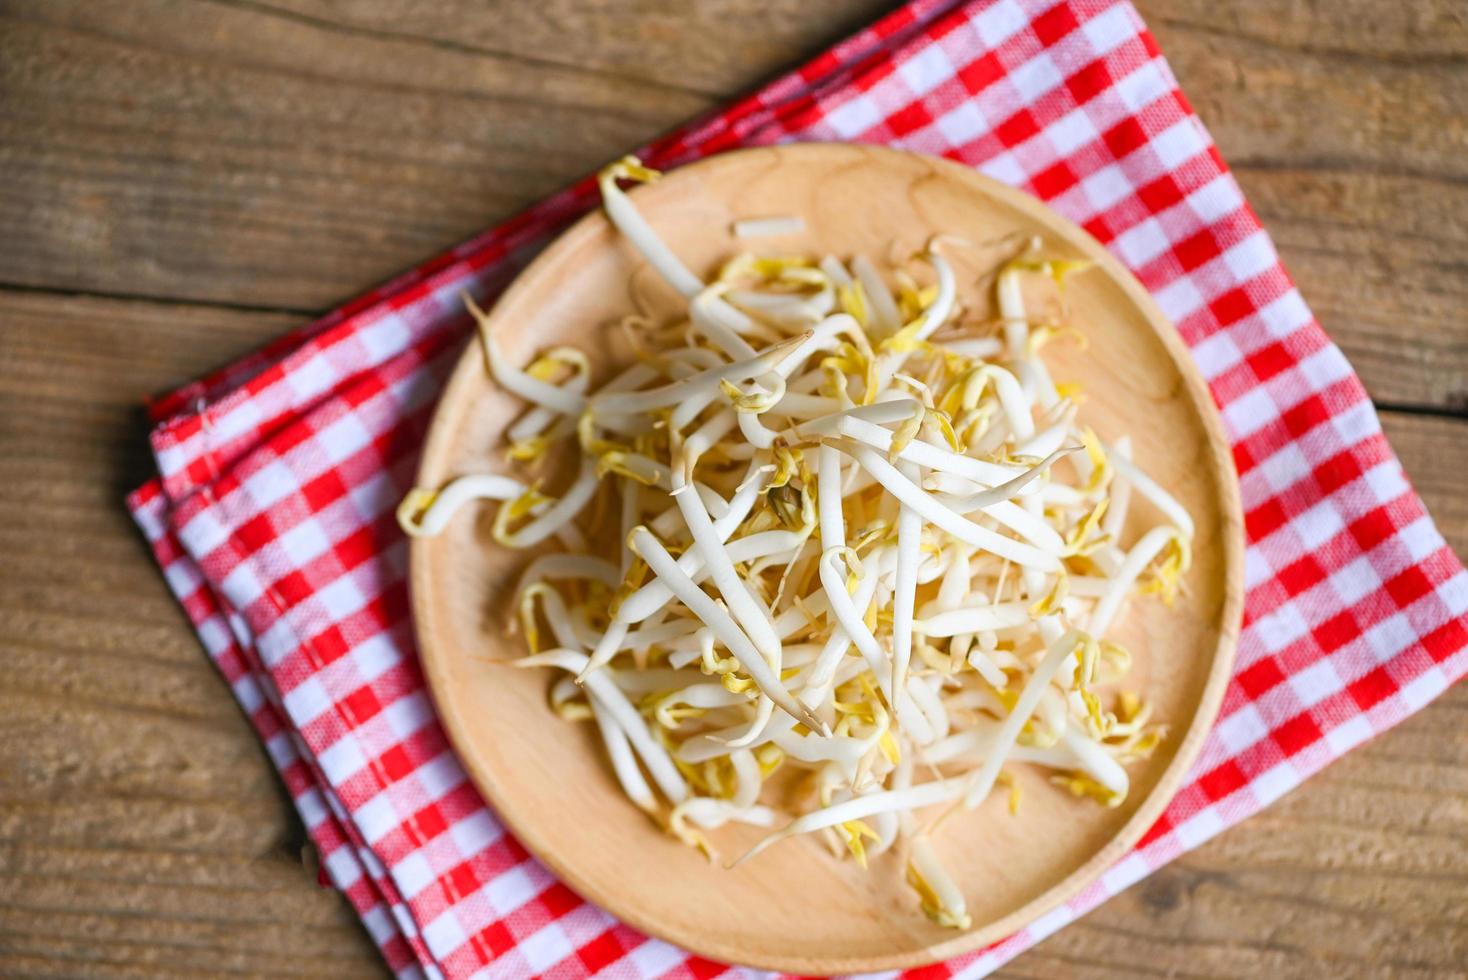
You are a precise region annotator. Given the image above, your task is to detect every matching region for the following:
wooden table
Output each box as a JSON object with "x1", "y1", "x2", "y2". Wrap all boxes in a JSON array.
[{"x1": 1, "y1": 2, "x2": 1464, "y2": 976}]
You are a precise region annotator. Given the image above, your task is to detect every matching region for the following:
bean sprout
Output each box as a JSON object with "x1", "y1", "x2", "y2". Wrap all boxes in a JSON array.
[
  {"x1": 733, "y1": 215, "x2": 807, "y2": 238},
  {"x1": 401, "y1": 157, "x2": 1192, "y2": 928}
]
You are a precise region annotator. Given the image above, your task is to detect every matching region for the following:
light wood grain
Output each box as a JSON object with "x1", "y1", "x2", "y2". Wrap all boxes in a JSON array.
[
  {"x1": 0, "y1": 0, "x2": 1465, "y2": 976},
  {"x1": 411, "y1": 143, "x2": 1242, "y2": 973}
]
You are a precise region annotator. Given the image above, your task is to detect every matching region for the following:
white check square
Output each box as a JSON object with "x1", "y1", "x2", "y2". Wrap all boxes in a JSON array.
[
  {"x1": 1046, "y1": 108, "x2": 1100, "y2": 156},
  {"x1": 1398, "y1": 667, "x2": 1448, "y2": 712},
  {"x1": 1212, "y1": 703, "x2": 1269, "y2": 755},
  {"x1": 449, "y1": 809, "x2": 503, "y2": 858},
  {"x1": 484, "y1": 863, "x2": 537, "y2": 915},
  {"x1": 1324, "y1": 714, "x2": 1374, "y2": 755},
  {"x1": 1174, "y1": 807, "x2": 1225, "y2": 848},
  {"x1": 324, "y1": 843, "x2": 364, "y2": 889},
  {"x1": 1191, "y1": 330, "x2": 1244, "y2": 380},
  {"x1": 353, "y1": 790, "x2": 401, "y2": 846},
  {"x1": 1100, "y1": 851, "x2": 1152, "y2": 894},
  {"x1": 381, "y1": 690, "x2": 436, "y2": 743},
  {"x1": 420, "y1": 909, "x2": 468, "y2": 959},
  {"x1": 393, "y1": 852, "x2": 437, "y2": 901},
  {"x1": 1186, "y1": 174, "x2": 1244, "y2": 225},
  {"x1": 219, "y1": 560, "x2": 269, "y2": 611},
  {"x1": 1009, "y1": 52, "x2": 1064, "y2": 102},
  {"x1": 973, "y1": 0, "x2": 1028, "y2": 47},
  {"x1": 1154, "y1": 274, "x2": 1205, "y2": 321},
  {"x1": 1297, "y1": 344, "x2": 1352, "y2": 392},
  {"x1": 1114, "y1": 61, "x2": 1170, "y2": 114},
  {"x1": 1256, "y1": 287, "x2": 1311, "y2": 340},
  {"x1": 1398, "y1": 516, "x2": 1447, "y2": 565},
  {"x1": 1257, "y1": 441, "x2": 1311, "y2": 494},
  {"x1": 1330, "y1": 556, "x2": 1383, "y2": 607},
  {"x1": 289, "y1": 353, "x2": 340, "y2": 404},
  {"x1": 1250, "y1": 760, "x2": 1301, "y2": 808},
  {"x1": 280, "y1": 674, "x2": 333, "y2": 727},
  {"x1": 1362, "y1": 613, "x2": 1417, "y2": 665},
  {"x1": 935, "y1": 102, "x2": 988, "y2": 146},
  {"x1": 1223, "y1": 386, "x2": 1280, "y2": 441},
  {"x1": 1361, "y1": 459, "x2": 1408, "y2": 505},
  {"x1": 314, "y1": 571, "x2": 371, "y2": 622},
  {"x1": 1221, "y1": 231, "x2": 1277, "y2": 283},
  {"x1": 979, "y1": 150, "x2": 1027, "y2": 188},
  {"x1": 1114, "y1": 217, "x2": 1170, "y2": 268},
  {"x1": 359, "y1": 314, "x2": 411, "y2": 364},
  {"x1": 416, "y1": 751, "x2": 466, "y2": 801},
  {"x1": 276, "y1": 517, "x2": 333, "y2": 568},
  {"x1": 315, "y1": 726, "x2": 368, "y2": 782},
  {"x1": 1078, "y1": 163, "x2": 1134, "y2": 211},
  {"x1": 1081, "y1": 4, "x2": 1137, "y2": 58},
  {"x1": 1149, "y1": 118, "x2": 1205, "y2": 170},
  {"x1": 1294, "y1": 499, "x2": 1345, "y2": 551},
  {"x1": 825, "y1": 96, "x2": 882, "y2": 138},
  {"x1": 1254, "y1": 602, "x2": 1309, "y2": 654},
  {"x1": 1288, "y1": 659, "x2": 1345, "y2": 709},
  {"x1": 898, "y1": 44, "x2": 953, "y2": 97},
  {"x1": 517, "y1": 921, "x2": 574, "y2": 974},
  {"x1": 316, "y1": 411, "x2": 373, "y2": 467}
]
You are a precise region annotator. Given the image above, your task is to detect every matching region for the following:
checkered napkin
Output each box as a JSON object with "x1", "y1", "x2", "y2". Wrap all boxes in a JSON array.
[{"x1": 128, "y1": 0, "x2": 1468, "y2": 976}]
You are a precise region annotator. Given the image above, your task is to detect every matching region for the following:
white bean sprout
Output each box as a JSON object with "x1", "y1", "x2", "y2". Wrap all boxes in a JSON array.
[{"x1": 400, "y1": 157, "x2": 1192, "y2": 929}]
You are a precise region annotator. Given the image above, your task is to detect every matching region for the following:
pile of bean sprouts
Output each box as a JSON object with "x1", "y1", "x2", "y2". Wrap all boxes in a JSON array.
[{"x1": 400, "y1": 156, "x2": 1191, "y2": 929}]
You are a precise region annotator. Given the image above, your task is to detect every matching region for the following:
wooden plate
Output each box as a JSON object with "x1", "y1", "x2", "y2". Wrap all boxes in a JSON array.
[{"x1": 409, "y1": 143, "x2": 1243, "y2": 974}]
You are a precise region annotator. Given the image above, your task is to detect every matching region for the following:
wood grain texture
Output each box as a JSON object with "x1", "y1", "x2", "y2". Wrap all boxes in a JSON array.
[
  {"x1": 0, "y1": 0, "x2": 1464, "y2": 976},
  {"x1": 0, "y1": 292, "x2": 383, "y2": 978},
  {"x1": 0, "y1": 0, "x2": 1464, "y2": 415}
]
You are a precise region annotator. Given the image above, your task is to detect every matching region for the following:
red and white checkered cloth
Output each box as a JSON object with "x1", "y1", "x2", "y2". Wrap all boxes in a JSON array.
[{"x1": 128, "y1": 0, "x2": 1468, "y2": 976}]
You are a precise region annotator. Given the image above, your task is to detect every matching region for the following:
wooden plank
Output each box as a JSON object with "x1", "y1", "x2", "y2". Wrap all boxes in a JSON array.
[
  {"x1": 1135, "y1": 0, "x2": 1468, "y2": 413},
  {"x1": 0, "y1": 0, "x2": 709, "y2": 311},
  {"x1": 1138, "y1": 0, "x2": 1468, "y2": 62},
  {"x1": 1, "y1": 0, "x2": 1465, "y2": 411},
  {"x1": 2, "y1": 287, "x2": 1465, "y2": 977},
  {"x1": 0, "y1": 291, "x2": 383, "y2": 977},
  {"x1": 221, "y1": 0, "x2": 899, "y2": 98},
  {"x1": 0, "y1": 0, "x2": 881, "y2": 311}
]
